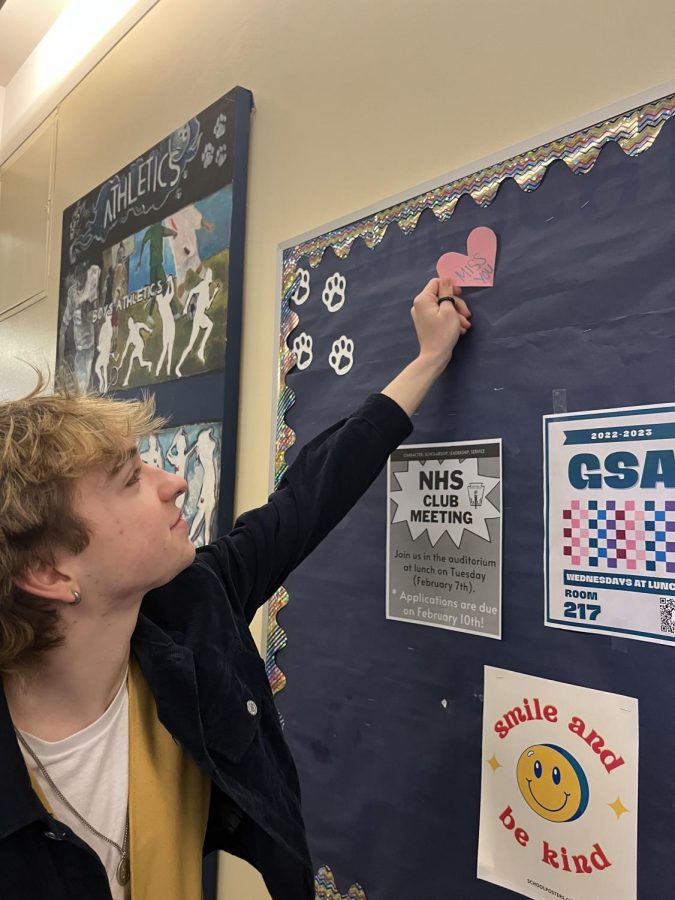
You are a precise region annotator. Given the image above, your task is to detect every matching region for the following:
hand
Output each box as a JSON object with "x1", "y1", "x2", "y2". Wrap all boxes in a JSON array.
[
  {"x1": 411, "y1": 277, "x2": 471, "y2": 370},
  {"x1": 380, "y1": 277, "x2": 472, "y2": 417}
]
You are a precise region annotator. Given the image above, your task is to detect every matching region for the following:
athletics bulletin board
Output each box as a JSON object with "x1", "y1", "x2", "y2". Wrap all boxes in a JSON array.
[
  {"x1": 56, "y1": 86, "x2": 253, "y2": 537},
  {"x1": 267, "y1": 90, "x2": 675, "y2": 899}
]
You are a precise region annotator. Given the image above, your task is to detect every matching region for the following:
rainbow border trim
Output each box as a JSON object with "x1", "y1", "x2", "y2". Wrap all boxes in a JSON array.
[{"x1": 314, "y1": 865, "x2": 367, "y2": 900}]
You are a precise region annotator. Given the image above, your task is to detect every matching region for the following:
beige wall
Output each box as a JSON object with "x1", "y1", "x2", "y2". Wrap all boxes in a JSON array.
[{"x1": 1, "y1": 1, "x2": 675, "y2": 896}]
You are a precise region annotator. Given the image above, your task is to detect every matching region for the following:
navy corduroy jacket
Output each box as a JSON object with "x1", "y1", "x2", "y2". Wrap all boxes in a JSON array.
[{"x1": 0, "y1": 393, "x2": 412, "y2": 900}]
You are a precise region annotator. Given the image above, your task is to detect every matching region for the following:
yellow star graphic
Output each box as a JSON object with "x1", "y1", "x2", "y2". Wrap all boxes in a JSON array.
[
  {"x1": 486, "y1": 755, "x2": 502, "y2": 773},
  {"x1": 609, "y1": 797, "x2": 629, "y2": 819}
]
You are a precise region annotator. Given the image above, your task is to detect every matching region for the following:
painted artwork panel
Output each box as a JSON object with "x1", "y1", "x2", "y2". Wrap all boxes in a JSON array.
[
  {"x1": 57, "y1": 94, "x2": 239, "y2": 395},
  {"x1": 138, "y1": 421, "x2": 222, "y2": 548},
  {"x1": 56, "y1": 86, "x2": 252, "y2": 540}
]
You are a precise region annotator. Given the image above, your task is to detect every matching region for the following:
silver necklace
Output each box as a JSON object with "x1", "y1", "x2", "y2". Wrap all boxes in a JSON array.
[{"x1": 15, "y1": 730, "x2": 130, "y2": 886}]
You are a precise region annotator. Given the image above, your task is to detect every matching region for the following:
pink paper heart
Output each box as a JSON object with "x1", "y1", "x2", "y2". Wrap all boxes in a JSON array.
[{"x1": 436, "y1": 226, "x2": 497, "y2": 287}]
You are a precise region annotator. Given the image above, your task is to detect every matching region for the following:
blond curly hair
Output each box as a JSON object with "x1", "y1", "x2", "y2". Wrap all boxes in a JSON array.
[{"x1": 0, "y1": 373, "x2": 165, "y2": 673}]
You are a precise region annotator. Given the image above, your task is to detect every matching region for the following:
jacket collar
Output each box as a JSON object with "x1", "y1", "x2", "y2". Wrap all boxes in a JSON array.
[
  {"x1": 0, "y1": 613, "x2": 205, "y2": 842},
  {"x1": 131, "y1": 613, "x2": 213, "y2": 774},
  {"x1": 0, "y1": 610, "x2": 227, "y2": 845},
  {"x1": 0, "y1": 683, "x2": 53, "y2": 841}
]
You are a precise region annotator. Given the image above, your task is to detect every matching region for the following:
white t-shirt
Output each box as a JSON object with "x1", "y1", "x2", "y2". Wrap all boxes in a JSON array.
[{"x1": 18, "y1": 675, "x2": 130, "y2": 900}]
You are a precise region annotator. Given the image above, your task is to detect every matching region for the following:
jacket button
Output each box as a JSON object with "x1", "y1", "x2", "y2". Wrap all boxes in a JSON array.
[
  {"x1": 44, "y1": 830, "x2": 64, "y2": 840},
  {"x1": 246, "y1": 699, "x2": 258, "y2": 716}
]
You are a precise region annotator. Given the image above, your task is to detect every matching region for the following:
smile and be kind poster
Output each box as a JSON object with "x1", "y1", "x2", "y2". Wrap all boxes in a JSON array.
[{"x1": 478, "y1": 667, "x2": 638, "y2": 900}]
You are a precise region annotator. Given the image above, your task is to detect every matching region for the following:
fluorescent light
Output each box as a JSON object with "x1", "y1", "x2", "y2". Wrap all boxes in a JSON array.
[{"x1": 33, "y1": 0, "x2": 140, "y2": 94}]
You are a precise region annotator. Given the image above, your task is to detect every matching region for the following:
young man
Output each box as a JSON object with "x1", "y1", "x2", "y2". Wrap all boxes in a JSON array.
[{"x1": 0, "y1": 278, "x2": 470, "y2": 900}]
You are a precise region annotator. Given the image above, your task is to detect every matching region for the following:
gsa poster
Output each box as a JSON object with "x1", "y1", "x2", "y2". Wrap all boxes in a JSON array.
[
  {"x1": 478, "y1": 667, "x2": 638, "y2": 900},
  {"x1": 386, "y1": 439, "x2": 502, "y2": 638},
  {"x1": 544, "y1": 403, "x2": 675, "y2": 645}
]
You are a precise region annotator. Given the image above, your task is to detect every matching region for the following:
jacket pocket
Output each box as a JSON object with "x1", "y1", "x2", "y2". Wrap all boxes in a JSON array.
[{"x1": 201, "y1": 647, "x2": 265, "y2": 763}]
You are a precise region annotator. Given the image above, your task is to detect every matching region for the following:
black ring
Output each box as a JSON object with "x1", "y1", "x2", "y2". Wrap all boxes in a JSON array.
[{"x1": 438, "y1": 295, "x2": 456, "y2": 306}]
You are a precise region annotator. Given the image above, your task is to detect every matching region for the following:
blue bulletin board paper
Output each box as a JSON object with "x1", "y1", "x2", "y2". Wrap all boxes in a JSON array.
[{"x1": 269, "y1": 91, "x2": 675, "y2": 899}]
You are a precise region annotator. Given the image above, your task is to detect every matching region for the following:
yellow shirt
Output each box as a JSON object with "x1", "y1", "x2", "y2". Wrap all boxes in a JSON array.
[{"x1": 128, "y1": 655, "x2": 211, "y2": 900}]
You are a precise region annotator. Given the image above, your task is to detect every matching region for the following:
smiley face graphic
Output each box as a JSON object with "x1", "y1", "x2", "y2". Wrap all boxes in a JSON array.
[{"x1": 516, "y1": 744, "x2": 589, "y2": 823}]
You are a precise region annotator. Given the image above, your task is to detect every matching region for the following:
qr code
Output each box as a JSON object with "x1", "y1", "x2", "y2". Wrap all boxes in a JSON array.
[{"x1": 659, "y1": 597, "x2": 675, "y2": 634}]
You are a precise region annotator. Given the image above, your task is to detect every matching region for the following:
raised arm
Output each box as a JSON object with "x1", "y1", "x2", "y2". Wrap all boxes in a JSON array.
[{"x1": 196, "y1": 276, "x2": 472, "y2": 622}]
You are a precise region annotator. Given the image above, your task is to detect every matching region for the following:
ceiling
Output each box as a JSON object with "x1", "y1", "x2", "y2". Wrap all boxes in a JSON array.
[{"x1": 0, "y1": 0, "x2": 70, "y2": 87}]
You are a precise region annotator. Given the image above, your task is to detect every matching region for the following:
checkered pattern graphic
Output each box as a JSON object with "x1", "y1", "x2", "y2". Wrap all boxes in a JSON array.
[{"x1": 563, "y1": 500, "x2": 675, "y2": 573}]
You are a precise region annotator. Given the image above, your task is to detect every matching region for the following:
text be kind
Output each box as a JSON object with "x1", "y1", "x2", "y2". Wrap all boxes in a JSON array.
[{"x1": 494, "y1": 695, "x2": 626, "y2": 876}]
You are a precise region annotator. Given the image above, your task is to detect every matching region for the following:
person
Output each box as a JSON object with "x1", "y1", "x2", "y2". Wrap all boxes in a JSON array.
[
  {"x1": 163, "y1": 204, "x2": 215, "y2": 304},
  {"x1": 136, "y1": 222, "x2": 176, "y2": 287},
  {"x1": 58, "y1": 263, "x2": 102, "y2": 392},
  {"x1": 135, "y1": 223, "x2": 177, "y2": 322},
  {"x1": 175, "y1": 268, "x2": 218, "y2": 377},
  {"x1": 0, "y1": 278, "x2": 471, "y2": 900},
  {"x1": 118, "y1": 316, "x2": 153, "y2": 387}
]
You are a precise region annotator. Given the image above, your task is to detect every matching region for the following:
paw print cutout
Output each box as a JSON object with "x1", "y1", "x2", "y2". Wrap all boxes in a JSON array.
[
  {"x1": 214, "y1": 113, "x2": 227, "y2": 139},
  {"x1": 290, "y1": 268, "x2": 310, "y2": 305},
  {"x1": 329, "y1": 336, "x2": 354, "y2": 376},
  {"x1": 201, "y1": 142, "x2": 214, "y2": 167},
  {"x1": 292, "y1": 332, "x2": 313, "y2": 371},
  {"x1": 216, "y1": 144, "x2": 228, "y2": 166},
  {"x1": 322, "y1": 273, "x2": 346, "y2": 313}
]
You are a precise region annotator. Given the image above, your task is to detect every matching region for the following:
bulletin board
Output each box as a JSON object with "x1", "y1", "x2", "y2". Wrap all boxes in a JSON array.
[
  {"x1": 56, "y1": 86, "x2": 253, "y2": 539},
  {"x1": 267, "y1": 88, "x2": 675, "y2": 900}
]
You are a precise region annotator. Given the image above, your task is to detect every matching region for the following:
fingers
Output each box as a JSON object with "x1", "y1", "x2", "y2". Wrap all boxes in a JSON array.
[
  {"x1": 437, "y1": 303, "x2": 471, "y2": 338},
  {"x1": 418, "y1": 277, "x2": 461, "y2": 298},
  {"x1": 438, "y1": 276, "x2": 460, "y2": 299},
  {"x1": 451, "y1": 312, "x2": 471, "y2": 334},
  {"x1": 413, "y1": 277, "x2": 471, "y2": 330},
  {"x1": 436, "y1": 294, "x2": 471, "y2": 327},
  {"x1": 454, "y1": 296, "x2": 471, "y2": 319},
  {"x1": 415, "y1": 277, "x2": 442, "y2": 303}
]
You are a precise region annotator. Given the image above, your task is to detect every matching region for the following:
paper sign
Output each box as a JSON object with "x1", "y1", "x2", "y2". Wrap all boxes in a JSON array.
[
  {"x1": 544, "y1": 402, "x2": 675, "y2": 645},
  {"x1": 386, "y1": 440, "x2": 502, "y2": 639},
  {"x1": 436, "y1": 226, "x2": 497, "y2": 287},
  {"x1": 478, "y1": 667, "x2": 638, "y2": 900}
]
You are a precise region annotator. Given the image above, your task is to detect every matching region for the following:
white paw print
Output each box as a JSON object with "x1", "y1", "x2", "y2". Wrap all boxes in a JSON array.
[
  {"x1": 216, "y1": 144, "x2": 228, "y2": 166},
  {"x1": 201, "y1": 143, "x2": 214, "y2": 167},
  {"x1": 214, "y1": 113, "x2": 227, "y2": 139},
  {"x1": 291, "y1": 268, "x2": 310, "y2": 305},
  {"x1": 292, "y1": 332, "x2": 313, "y2": 370},
  {"x1": 329, "y1": 336, "x2": 354, "y2": 376},
  {"x1": 322, "y1": 272, "x2": 346, "y2": 312}
]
